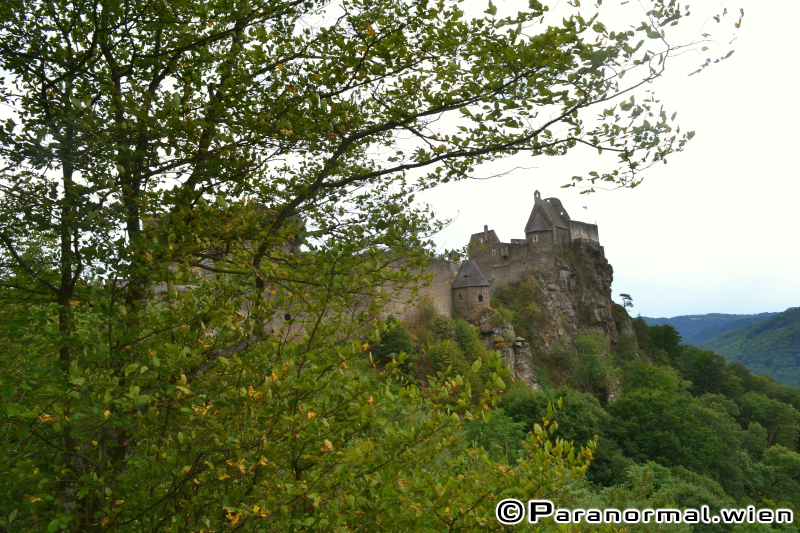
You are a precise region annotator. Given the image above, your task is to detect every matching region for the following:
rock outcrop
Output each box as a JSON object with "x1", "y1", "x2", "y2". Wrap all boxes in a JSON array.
[{"x1": 479, "y1": 312, "x2": 540, "y2": 390}]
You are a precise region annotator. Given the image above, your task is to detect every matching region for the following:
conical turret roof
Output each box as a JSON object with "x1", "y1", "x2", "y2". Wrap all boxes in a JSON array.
[{"x1": 452, "y1": 259, "x2": 490, "y2": 288}]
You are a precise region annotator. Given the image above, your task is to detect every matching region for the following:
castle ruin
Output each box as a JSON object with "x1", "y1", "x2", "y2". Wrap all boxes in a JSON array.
[{"x1": 390, "y1": 190, "x2": 606, "y2": 324}]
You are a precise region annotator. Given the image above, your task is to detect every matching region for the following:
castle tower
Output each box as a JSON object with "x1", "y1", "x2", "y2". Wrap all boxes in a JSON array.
[
  {"x1": 524, "y1": 190, "x2": 571, "y2": 249},
  {"x1": 452, "y1": 259, "x2": 490, "y2": 322}
]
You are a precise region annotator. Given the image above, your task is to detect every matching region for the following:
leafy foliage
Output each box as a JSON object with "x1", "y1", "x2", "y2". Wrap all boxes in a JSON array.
[{"x1": 0, "y1": 0, "x2": 745, "y2": 528}]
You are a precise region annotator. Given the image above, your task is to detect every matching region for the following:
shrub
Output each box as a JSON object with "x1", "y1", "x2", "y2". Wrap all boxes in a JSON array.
[
  {"x1": 463, "y1": 409, "x2": 526, "y2": 464},
  {"x1": 375, "y1": 316, "x2": 415, "y2": 366}
]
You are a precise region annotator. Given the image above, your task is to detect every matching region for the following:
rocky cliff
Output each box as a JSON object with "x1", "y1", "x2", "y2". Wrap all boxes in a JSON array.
[{"x1": 474, "y1": 239, "x2": 636, "y2": 394}]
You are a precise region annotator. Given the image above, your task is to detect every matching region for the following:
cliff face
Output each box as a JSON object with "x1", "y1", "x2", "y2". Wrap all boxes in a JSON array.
[
  {"x1": 474, "y1": 239, "x2": 632, "y2": 393},
  {"x1": 478, "y1": 313, "x2": 540, "y2": 390},
  {"x1": 505, "y1": 240, "x2": 619, "y2": 349}
]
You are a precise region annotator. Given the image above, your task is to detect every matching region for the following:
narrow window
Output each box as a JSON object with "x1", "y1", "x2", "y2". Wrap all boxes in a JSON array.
[
  {"x1": 523, "y1": 261, "x2": 527, "y2": 266},
  {"x1": 492, "y1": 250, "x2": 496, "y2": 256},
  {"x1": 479, "y1": 238, "x2": 483, "y2": 243},
  {"x1": 459, "y1": 294, "x2": 463, "y2": 300},
  {"x1": 478, "y1": 294, "x2": 483, "y2": 302}
]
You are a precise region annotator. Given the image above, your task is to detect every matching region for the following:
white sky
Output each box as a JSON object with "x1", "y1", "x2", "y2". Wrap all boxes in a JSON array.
[{"x1": 420, "y1": 0, "x2": 800, "y2": 318}]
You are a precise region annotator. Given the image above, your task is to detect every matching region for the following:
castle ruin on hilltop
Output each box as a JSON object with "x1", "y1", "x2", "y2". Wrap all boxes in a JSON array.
[{"x1": 386, "y1": 190, "x2": 608, "y2": 324}]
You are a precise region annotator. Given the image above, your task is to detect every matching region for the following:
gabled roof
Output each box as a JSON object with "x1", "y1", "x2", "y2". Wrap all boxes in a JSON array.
[
  {"x1": 541, "y1": 199, "x2": 569, "y2": 229},
  {"x1": 524, "y1": 197, "x2": 569, "y2": 232},
  {"x1": 524, "y1": 212, "x2": 552, "y2": 233},
  {"x1": 452, "y1": 259, "x2": 490, "y2": 288}
]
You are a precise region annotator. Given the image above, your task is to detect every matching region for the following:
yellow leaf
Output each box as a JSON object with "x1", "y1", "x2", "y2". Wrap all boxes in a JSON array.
[
  {"x1": 323, "y1": 439, "x2": 333, "y2": 452},
  {"x1": 68, "y1": 300, "x2": 80, "y2": 306},
  {"x1": 104, "y1": 410, "x2": 111, "y2": 419},
  {"x1": 218, "y1": 473, "x2": 230, "y2": 480}
]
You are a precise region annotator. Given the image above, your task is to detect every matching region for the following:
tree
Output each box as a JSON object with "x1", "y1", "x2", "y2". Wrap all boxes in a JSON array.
[
  {"x1": 648, "y1": 324, "x2": 684, "y2": 366},
  {"x1": 680, "y1": 346, "x2": 743, "y2": 397},
  {"x1": 608, "y1": 389, "x2": 720, "y2": 474},
  {"x1": 0, "y1": 0, "x2": 738, "y2": 529},
  {"x1": 736, "y1": 392, "x2": 800, "y2": 449},
  {"x1": 620, "y1": 293, "x2": 634, "y2": 309}
]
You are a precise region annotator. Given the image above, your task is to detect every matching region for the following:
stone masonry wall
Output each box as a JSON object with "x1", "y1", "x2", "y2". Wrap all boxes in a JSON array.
[
  {"x1": 570, "y1": 221, "x2": 599, "y2": 243},
  {"x1": 378, "y1": 259, "x2": 457, "y2": 322},
  {"x1": 453, "y1": 285, "x2": 489, "y2": 322}
]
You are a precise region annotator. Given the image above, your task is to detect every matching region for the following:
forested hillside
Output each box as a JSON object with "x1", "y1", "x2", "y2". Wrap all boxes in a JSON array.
[
  {"x1": 376, "y1": 294, "x2": 800, "y2": 532},
  {"x1": 702, "y1": 307, "x2": 800, "y2": 388},
  {"x1": 642, "y1": 313, "x2": 778, "y2": 345}
]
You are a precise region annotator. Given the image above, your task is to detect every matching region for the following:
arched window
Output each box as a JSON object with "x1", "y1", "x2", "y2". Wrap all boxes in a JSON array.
[{"x1": 492, "y1": 250, "x2": 496, "y2": 256}]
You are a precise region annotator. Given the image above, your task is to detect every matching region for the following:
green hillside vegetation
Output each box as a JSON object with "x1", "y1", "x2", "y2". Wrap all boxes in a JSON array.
[
  {"x1": 643, "y1": 313, "x2": 778, "y2": 345},
  {"x1": 702, "y1": 307, "x2": 800, "y2": 388},
  {"x1": 372, "y1": 299, "x2": 800, "y2": 532}
]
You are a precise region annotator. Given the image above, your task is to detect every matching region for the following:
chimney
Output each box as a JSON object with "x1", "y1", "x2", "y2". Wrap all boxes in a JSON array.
[{"x1": 483, "y1": 225, "x2": 488, "y2": 242}]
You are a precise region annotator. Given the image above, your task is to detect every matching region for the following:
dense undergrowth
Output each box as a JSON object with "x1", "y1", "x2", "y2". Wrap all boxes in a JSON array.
[{"x1": 377, "y1": 298, "x2": 800, "y2": 533}]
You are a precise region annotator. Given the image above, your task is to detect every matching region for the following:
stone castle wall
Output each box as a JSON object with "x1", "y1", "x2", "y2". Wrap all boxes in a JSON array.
[
  {"x1": 379, "y1": 259, "x2": 457, "y2": 322},
  {"x1": 570, "y1": 220, "x2": 599, "y2": 243},
  {"x1": 453, "y1": 285, "x2": 489, "y2": 322}
]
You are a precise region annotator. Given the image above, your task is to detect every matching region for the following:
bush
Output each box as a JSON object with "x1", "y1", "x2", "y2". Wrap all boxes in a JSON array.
[
  {"x1": 463, "y1": 409, "x2": 526, "y2": 464},
  {"x1": 586, "y1": 437, "x2": 633, "y2": 488},
  {"x1": 501, "y1": 385, "x2": 610, "y2": 444},
  {"x1": 375, "y1": 316, "x2": 415, "y2": 366}
]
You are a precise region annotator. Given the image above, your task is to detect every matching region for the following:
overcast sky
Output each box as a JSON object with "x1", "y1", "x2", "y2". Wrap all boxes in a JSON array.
[{"x1": 420, "y1": 0, "x2": 800, "y2": 318}]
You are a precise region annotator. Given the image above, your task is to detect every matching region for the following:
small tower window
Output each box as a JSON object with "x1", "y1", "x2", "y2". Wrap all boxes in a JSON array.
[
  {"x1": 492, "y1": 250, "x2": 496, "y2": 256},
  {"x1": 459, "y1": 294, "x2": 463, "y2": 300},
  {"x1": 478, "y1": 294, "x2": 483, "y2": 302},
  {"x1": 463, "y1": 274, "x2": 468, "y2": 278},
  {"x1": 523, "y1": 261, "x2": 527, "y2": 266},
  {"x1": 532, "y1": 235, "x2": 539, "y2": 243}
]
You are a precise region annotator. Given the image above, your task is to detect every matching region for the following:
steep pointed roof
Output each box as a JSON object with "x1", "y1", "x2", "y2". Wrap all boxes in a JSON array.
[
  {"x1": 524, "y1": 212, "x2": 552, "y2": 233},
  {"x1": 524, "y1": 191, "x2": 569, "y2": 232},
  {"x1": 452, "y1": 259, "x2": 490, "y2": 288},
  {"x1": 539, "y1": 199, "x2": 569, "y2": 229}
]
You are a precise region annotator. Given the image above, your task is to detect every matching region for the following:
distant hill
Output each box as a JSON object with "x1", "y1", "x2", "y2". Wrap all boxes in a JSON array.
[
  {"x1": 700, "y1": 307, "x2": 800, "y2": 388},
  {"x1": 641, "y1": 312, "x2": 778, "y2": 345}
]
